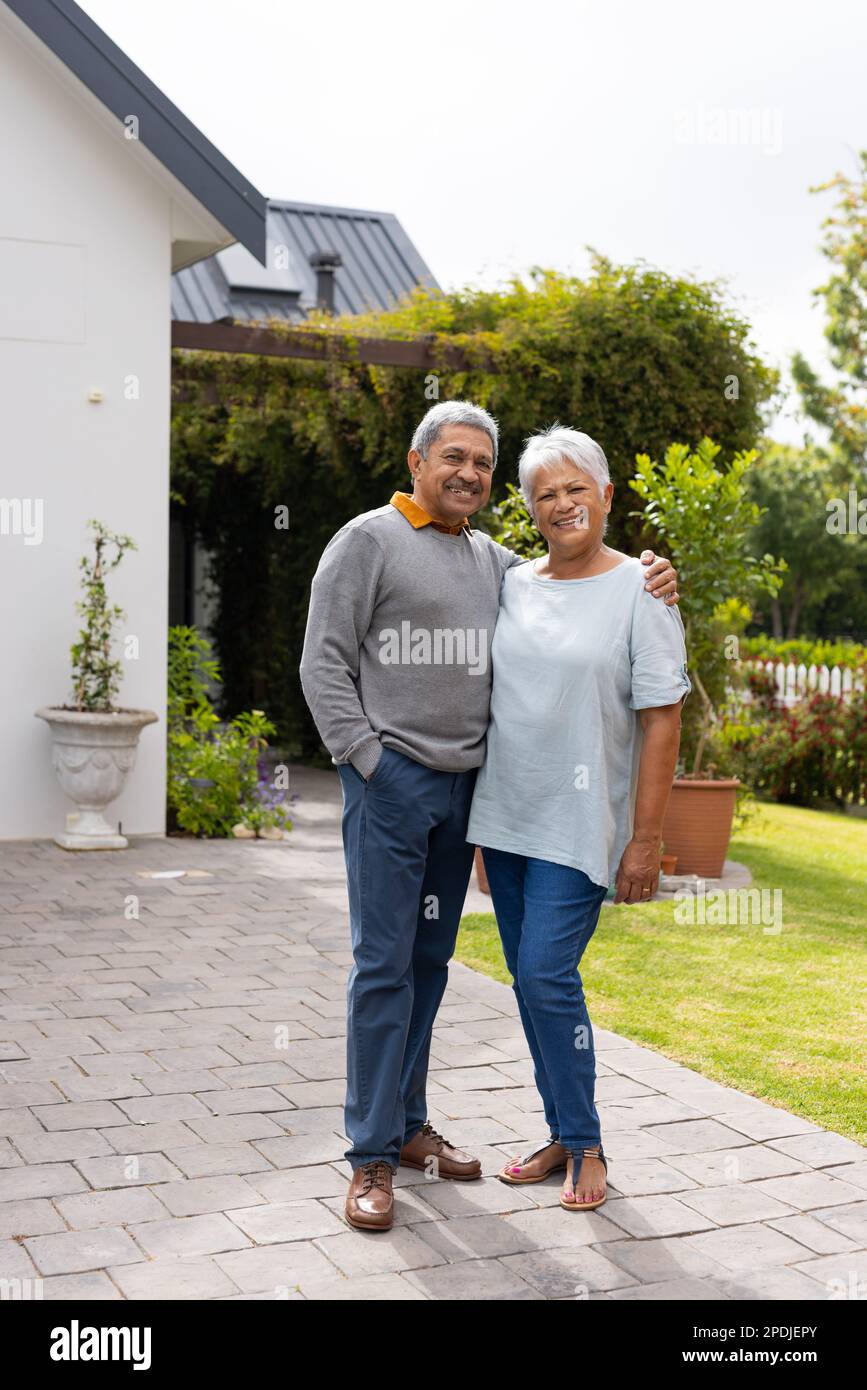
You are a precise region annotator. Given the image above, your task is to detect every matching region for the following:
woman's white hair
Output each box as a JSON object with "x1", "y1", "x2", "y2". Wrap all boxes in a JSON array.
[{"x1": 518, "y1": 424, "x2": 611, "y2": 517}]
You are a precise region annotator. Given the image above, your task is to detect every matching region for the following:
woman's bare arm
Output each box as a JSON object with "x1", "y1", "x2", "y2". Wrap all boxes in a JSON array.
[{"x1": 613, "y1": 702, "x2": 683, "y2": 904}]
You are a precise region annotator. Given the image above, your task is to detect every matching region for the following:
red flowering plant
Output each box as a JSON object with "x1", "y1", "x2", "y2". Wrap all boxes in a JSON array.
[{"x1": 717, "y1": 688, "x2": 863, "y2": 806}]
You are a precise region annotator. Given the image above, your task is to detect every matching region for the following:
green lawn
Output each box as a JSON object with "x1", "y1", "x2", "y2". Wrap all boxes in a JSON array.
[{"x1": 457, "y1": 802, "x2": 867, "y2": 1144}]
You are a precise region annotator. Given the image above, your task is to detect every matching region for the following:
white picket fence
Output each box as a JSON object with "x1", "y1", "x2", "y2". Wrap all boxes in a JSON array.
[{"x1": 741, "y1": 660, "x2": 866, "y2": 707}]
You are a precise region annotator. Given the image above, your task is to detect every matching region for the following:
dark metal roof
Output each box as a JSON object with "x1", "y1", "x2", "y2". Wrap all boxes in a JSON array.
[
  {"x1": 172, "y1": 199, "x2": 440, "y2": 323},
  {"x1": 4, "y1": 0, "x2": 267, "y2": 264}
]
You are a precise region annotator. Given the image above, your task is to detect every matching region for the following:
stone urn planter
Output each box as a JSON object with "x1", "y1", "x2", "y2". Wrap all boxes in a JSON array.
[
  {"x1": 35, "y1": 706, "x2": 158, "y2": 850},
  {"x1": 661, "y1": 777, "x2": 740, "y2": 878}
]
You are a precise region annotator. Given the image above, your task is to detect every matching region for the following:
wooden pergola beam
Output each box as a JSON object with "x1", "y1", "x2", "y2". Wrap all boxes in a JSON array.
[{"x1": 171, "y1": 319, "x2": 486, "y2": 371}]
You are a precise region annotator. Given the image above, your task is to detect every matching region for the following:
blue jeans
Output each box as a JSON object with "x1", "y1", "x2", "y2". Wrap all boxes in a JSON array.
[
  {"x1": 481, "y1": 847, "x2": 608, "y2": 1151},
  {"x1": 337, "y1": 746, "x2": 477, "y2": 1170}
]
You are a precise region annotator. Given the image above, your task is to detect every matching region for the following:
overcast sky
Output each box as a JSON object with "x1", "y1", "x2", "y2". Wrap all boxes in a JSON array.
[{"x1": 82, "y1": 0, "x2": 867, "y2": 444}]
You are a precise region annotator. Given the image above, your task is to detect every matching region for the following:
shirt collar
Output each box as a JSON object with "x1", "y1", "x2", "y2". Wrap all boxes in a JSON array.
[{"x1": 390, "y1": 491, "x2": 472, "y2": 536}]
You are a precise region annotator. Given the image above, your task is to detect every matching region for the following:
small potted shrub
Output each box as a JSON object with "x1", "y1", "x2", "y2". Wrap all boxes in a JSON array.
[
  {"x1": 630, "y1": 440, "x2": 785, "y2": 876},
  {"x1": 35, "y1": 520, "x2": 157, "y2": 849}
]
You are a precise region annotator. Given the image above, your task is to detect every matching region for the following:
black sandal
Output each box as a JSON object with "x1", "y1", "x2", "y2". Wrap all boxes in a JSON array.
[
  {"x1": 498, "y1": 1137, "x2": 566, "y2": 1185},
  {"x1": 559, "y1": 1143, "x2": 608, "y2": 1210}
]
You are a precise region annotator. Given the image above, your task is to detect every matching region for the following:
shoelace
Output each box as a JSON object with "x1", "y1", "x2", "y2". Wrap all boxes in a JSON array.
[
  {"x1": 359, "y1": 1160, "x2": 392, "y2": 1192},
  {"x1": 418, "y1": 1121, "x2": 450, "y2": 1150}
]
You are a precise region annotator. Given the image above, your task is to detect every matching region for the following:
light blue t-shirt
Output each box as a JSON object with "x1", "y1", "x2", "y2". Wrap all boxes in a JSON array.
[{"x1": 466, "y1": 555, "x2": 692, "y2": 888}]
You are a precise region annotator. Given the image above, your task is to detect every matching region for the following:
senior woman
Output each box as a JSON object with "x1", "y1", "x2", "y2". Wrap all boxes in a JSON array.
[{"x1": 466, "y1": 425, "x2": 690, "y2": 1212}]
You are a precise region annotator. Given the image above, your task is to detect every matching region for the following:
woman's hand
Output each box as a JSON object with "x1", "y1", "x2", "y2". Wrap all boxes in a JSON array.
[{"x1": 613, "y1": 835, "x2": 661, "y2": 904}]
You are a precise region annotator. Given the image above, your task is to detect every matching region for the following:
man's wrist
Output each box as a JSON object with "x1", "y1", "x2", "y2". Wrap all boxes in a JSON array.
[{"x1": 349, "y1": 739, "x2": 383, "y2": 781}]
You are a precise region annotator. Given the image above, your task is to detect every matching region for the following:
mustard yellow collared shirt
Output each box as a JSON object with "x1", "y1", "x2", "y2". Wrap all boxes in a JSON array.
[{"x1": 390, "y1": 491, "x2": 472, "y2": 536}]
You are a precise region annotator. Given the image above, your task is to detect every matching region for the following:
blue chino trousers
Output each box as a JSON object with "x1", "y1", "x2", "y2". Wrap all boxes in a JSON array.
[{"x1": 337, "y1": 745, "x2": 477, "y2": 1170}]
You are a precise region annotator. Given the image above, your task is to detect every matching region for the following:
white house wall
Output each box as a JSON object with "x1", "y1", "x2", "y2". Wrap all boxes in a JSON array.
[{"x1": 0, "y1": 23, "x2": 172, "y2": 838}]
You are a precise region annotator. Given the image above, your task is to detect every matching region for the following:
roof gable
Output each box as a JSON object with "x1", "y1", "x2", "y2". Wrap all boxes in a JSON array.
[{"x1": 3, "y1": 0, "x2": 267, "y2": 264}]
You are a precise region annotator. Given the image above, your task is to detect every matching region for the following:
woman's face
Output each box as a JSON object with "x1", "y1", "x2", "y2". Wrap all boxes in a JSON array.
[{"x1": 530, "y1": 460, "x2": 613, "y2": 551}]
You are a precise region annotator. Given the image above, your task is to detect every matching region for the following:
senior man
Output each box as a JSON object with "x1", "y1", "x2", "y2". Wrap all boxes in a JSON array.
[{"x1": 299, "y1": 401, "x2": 678, "y2": 1231}]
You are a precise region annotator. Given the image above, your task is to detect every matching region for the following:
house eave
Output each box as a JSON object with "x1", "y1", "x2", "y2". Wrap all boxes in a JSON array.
[{"x1": 1, "y1": 0, "x2": 267, "y2": 264}]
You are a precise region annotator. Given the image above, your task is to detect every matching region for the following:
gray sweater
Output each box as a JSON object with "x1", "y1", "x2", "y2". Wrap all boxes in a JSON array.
[{"x1": 299, "y1": 504, "x2": 519, "y2": 777}]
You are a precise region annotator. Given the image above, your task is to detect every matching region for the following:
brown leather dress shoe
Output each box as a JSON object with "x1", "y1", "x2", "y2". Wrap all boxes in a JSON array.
[
  {"x1": 399, "y1": 1121, "x2": 482, "y2": 1180},
  {"x1": 344, "y1": 1160, "x2": 395, "y2": 1230}
]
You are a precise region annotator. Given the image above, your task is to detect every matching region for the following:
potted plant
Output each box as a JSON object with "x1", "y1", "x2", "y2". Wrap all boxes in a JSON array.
[
  {"x1": 629, "y1": 439, "x2": 785, "y2": 877},
  {"x1": 35, "y1": 520, "x2": 157, "y2": 850}
]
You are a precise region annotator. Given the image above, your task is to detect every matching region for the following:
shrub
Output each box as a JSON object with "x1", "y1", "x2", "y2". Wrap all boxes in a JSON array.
[
  {"x1": 717, "y1": 689, "x2": 867, "y2": 806},
  {"x1": 742, "y1": 665, "x2": 778, "y2": 712},
  {"x1": 487, "y1": 483, "x2": 545, "y2": 560},
  {"x1": 739, "y1": 636, "x2": 867, "y2": 671},
  {"x1": 167, "y1": 626, "x2": 293, "y2": 837},
  {"x1": 841, "y1": 690, "x2": 867, "y2": 802}
]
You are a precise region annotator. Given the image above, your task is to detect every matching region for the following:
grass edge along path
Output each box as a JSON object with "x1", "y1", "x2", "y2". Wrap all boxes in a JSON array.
[{"x1": 456, "y1": 802, "x2": 867, "y2": 1145}]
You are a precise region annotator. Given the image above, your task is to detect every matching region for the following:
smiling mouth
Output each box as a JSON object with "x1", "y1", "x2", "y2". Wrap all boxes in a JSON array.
[
  {"x1": 445, "y1": 484, "x2": 477, "y2": 498},
  {"x1": 554, "y1": 515, "x2": 582, "y2": 528}
]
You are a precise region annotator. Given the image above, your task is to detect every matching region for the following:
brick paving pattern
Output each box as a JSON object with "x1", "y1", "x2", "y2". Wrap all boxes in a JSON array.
[{"x1": 0, "y1": 767, "x2": 864, "y2": 1300}]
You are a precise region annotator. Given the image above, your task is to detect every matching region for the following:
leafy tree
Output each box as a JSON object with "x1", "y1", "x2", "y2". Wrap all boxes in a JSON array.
[
  {"x1": 629, "y1": 439, "x2": 785, "y2": 775},
  {"x1": 343, "y1": 256, "x2": 778, "y2": 511},
  {"x1": 792, "y1": 151, "x2": 867, "y2": 478},
  {"x1": 745, "y1": 442, "x2": 852, "y2": 638},
  {"x1": 742, "y1": 440, "x2": 867, "y2": 642}
]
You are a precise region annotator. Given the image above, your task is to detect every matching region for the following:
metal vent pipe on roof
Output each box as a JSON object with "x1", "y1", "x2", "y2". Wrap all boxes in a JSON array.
[{"x1": 308, "y1": 250, "x2": 342, "y2": 312}]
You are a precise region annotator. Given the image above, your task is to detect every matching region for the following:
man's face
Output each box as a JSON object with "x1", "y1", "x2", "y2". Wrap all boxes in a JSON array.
[{"x1": 407, "y1": 424, "x2": 495, "y2": 523}]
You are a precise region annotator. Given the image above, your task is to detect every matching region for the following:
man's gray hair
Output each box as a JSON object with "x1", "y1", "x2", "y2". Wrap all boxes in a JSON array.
[
  {"x1": 411, "y1": 400, "x2": 499, "y2": 468},
  {"x1": 518, "y1": 424, "x2": 611, "y2": 516}
]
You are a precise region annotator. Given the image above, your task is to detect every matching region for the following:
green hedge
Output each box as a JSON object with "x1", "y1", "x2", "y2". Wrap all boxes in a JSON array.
[
  {"x1": 171, "y1": 261, "x2": 777, "y2": 756},
  {"x1": 740, "y1": 637, "x2": 867, "y2": 670}
]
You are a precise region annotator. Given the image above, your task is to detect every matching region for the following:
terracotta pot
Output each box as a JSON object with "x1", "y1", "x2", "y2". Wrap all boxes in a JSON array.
[
  {"x1": 660, "y1": 854, "x2": 678, "y2": 876},
  {"x1": 661, "y1": 778, "x2": 739, "y2": 878},
  {"x1": 474, "y1": 845, "x2": 490, "y2": 894}
]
